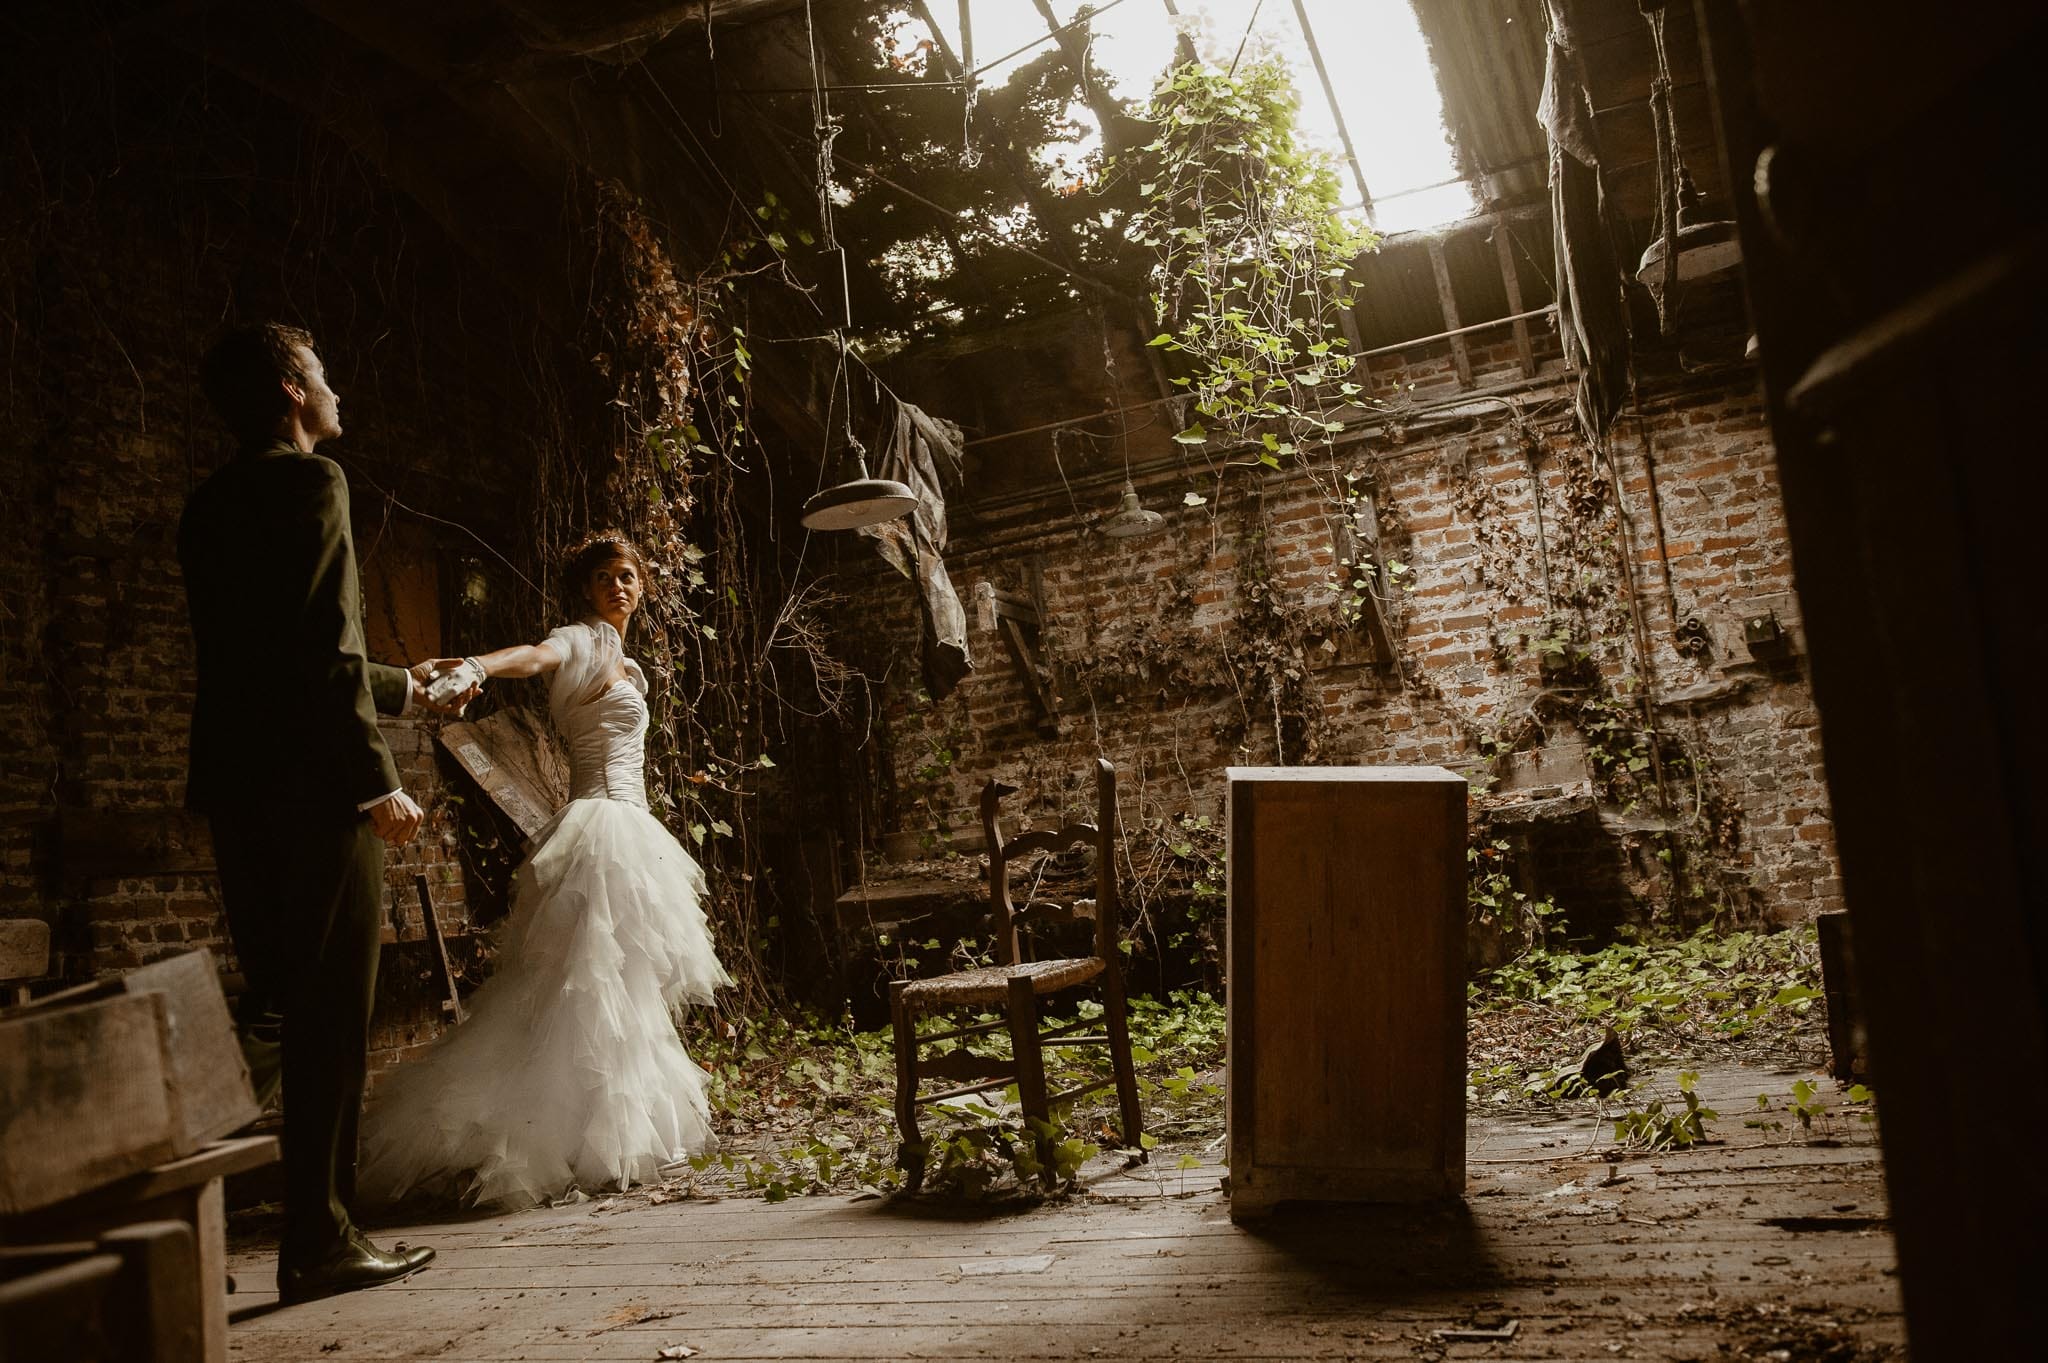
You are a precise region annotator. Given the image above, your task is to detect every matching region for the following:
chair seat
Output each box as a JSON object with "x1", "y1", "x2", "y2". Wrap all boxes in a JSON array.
[{"x1": 899, "y1": 957, "x2": 1105, "y2": 1008}]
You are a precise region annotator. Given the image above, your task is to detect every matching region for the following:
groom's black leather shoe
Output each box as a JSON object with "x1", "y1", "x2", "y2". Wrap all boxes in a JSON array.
[{"x1": 278, "y1": 1233, "x2": 435, "y2": 1304}]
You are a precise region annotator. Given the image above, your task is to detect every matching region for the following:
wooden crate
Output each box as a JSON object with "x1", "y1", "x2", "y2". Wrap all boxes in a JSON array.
[
  {"x1": 0, "y1": 992, "x2": 181, "y2": 1216},
  {"x1": 1226, "y1": 766, "x2": 1467, "y2": 1217},
  {"x1": 15, "y1": 948, "x2": 258, "y2": 1157}
]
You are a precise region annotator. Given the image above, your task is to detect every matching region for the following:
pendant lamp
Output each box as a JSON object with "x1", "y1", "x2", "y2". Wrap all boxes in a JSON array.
[
  {"x1": 800, "y1": 446, "x2": 917, "y2": 531},
  {"x1": 1636, "y1": 191, "x2": 1741, "y2": 286},
  {"x1": 1101, "y1": 479, "x2": 1166, "y2": 539},
  {"x1": 1635, "y1": 0, "x2": 1740, "y2": 321}
]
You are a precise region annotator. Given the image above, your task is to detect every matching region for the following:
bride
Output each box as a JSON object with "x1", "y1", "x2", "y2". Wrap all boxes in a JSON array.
[{"x1": 358, "y1": 530, "x2": 732, "y2": 1209}]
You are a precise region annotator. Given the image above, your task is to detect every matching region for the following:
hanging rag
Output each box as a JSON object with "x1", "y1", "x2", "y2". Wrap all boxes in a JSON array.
[
  {"x1": 1540, "y1": 0, "x2": 1631, "y2": 441},
  {"x1": 857, "y1": 400, "x2": 973, "y2": 698}
]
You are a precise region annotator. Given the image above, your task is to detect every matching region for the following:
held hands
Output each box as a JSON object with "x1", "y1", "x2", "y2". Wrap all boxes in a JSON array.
[
  {"x1": 410, "y1": 658, "x2": 485, "y2": 715},
  {"x1": 367, "y1": 790, "x2": 425, "y2": 846}
]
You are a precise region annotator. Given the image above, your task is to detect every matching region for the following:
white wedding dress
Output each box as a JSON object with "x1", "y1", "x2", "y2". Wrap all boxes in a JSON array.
[{"x1": 358, "y1": 619, "x2": 732, "y2": 1209}]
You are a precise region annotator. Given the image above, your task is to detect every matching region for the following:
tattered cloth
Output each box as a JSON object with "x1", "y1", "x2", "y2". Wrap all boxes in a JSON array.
[
  {"x1": 1539, "y1": 0, "x2": 1630, "y2": 441},
  {"x1": 858, "y1": 400, "x2": 973, "y2": 698}
]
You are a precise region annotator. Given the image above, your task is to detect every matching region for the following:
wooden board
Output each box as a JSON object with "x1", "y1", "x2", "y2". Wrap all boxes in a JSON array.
[
  {"x1": 1226, "y1": 767, "x2": 1467, "y2": 1215},
  {"x1": 57, "y1": 808, "x2": 214, "y2": 880},
  {"x1": 0, "y1": 992, "x2": 179, "y2": 1215},
  {"x1": 220, "y1": 1068, "x2": 1904, "y2": 1363},
  {"x1": 18, "y1": 948, "x2": 259, "y2": 1155},
  {"x1": 9, "y1": 1138, "x2": 276, "y2": 1363},
  {"x1": 439, "y1": 714, "x2": 563, "y2": 839},
  {"x1": 0, "y1": 917, "x2": 49, "y2": 981}
]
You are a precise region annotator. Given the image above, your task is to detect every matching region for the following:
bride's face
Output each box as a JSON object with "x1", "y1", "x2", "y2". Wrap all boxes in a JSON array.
[{"x1": 586, "y1": 558, "x2": 644, "y2": 621}]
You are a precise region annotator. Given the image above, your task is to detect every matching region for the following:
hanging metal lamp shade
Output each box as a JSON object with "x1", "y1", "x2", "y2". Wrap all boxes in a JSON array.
[
  {"x1": 800, "y1": 450, "x2": 917, "y2": 531},
  {"x1": 1636, "y1": 204, "x2": 1742, "y2": 285},
  {"x1": 1101, "y1": 480, "x2": 1166, "y2": 539}
]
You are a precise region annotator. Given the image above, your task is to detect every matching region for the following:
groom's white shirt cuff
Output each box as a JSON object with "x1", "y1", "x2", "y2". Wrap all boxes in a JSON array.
[{"x1": 356, "y1": 675, "x2": 417, "y2": 811}]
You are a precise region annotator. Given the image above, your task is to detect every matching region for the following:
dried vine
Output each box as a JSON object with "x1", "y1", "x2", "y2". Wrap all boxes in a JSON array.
[{"x1": 528, "y1": 181, "x2": 854, "y2": 1010}]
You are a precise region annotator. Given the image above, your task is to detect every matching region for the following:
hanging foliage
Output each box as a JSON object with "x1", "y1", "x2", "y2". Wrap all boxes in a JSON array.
[
  {"x1": 531, "y1": 180, "x2": 849, "y2": 1011},
  {"x1": 1126, "y1": 58, "x2": 1378, "y2": 463}
]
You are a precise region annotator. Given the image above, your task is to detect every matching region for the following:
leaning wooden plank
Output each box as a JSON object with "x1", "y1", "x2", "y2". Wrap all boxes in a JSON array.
[
  {"x1": 417, "y1": 875, "x2": 467, "y2": 1023},
  {"x1": 440, "y1": 718, "x2": 561, "y2": 839},
  {"x1": 0, "y1": 992, "x2": 179, "y2": 1214}
]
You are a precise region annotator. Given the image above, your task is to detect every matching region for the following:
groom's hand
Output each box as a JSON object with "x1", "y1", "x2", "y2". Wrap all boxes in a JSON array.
[
  {"x1": 411, "y1": 659, "x2": 482, "y2": 715},
  {"x1": 367, "y1": 791, "x2": 425, "y2": 845}
]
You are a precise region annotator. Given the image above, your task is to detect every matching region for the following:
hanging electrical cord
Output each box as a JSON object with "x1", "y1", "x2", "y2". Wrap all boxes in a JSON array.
[
  {"x1": 1227, "y1": 0, "x2": 1269, "y2": 77},
  {"x1": 956, "y1": 0, "x2": 980, "y2": 167},
  {"x1": 627, "y1": 57, "x2": 916, "y2": 419},
  {"x1": 1096, "y1": 305, "x2": 1167, "y2": 539},
  {"x1": 797, "y1": 0, "x2": 916, "y2": 533},
  {"x1": 1641, "y1": 0, "x2": 1682, "y2": 334},
  {"x1": 959, "y1": 0, "x2": 1141, "y2": 81},
  {"x1": 803, "y1": 0, "x2": 843, "y2": 254}
]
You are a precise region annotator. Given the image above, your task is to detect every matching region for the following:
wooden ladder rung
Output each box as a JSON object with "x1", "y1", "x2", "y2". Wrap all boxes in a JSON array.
[
  {"x1": 912, "y1": 1076, "x2": 1017, "y2": 1107},
  {"x1": 914, "y1": 1018, "x2": 1008, "y2": 1046},
  {"x1": 1047, "y1": 1077, "x2": 1116, "y2": 1108}
]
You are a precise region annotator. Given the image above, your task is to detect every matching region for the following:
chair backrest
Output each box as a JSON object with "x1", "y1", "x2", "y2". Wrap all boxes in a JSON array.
[{"x1": 980, "y1": 759, "x2": 1120, "y2": 966}]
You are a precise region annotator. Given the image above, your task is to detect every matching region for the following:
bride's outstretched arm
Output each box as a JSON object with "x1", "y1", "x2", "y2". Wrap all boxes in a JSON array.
[
  {"x1": 468, "y1": 641, "x2": 565, "y2": 679},
  {"x1": 410, "y1": 640, "x2": 564, "y2": 691}
]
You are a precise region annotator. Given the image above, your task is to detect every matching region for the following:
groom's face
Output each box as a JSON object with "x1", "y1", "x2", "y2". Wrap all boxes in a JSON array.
[{"x1": 287, "y1": 345, "x2": 344, "y2": 442}]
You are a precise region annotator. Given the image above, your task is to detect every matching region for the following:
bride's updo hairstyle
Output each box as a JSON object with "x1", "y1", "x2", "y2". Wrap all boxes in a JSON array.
[{"x1": 561, "y1": 529, "x2": 653, "y2": 620}]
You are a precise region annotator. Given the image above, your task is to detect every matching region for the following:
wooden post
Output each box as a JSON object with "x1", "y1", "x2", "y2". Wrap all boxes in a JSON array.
[
  {"x1": 1494, "y1": 214, "x2": 1538, "y2": 378},
  {"x1": 1005, "y1": 974, "x2": 1053, "y2": 1182},
  {"x1": 889, "y1": 980, "x2": 925, "y2": 1190},
  {"x1": 1426, "y1": 237, "x2": 1474, "y2": 389}
]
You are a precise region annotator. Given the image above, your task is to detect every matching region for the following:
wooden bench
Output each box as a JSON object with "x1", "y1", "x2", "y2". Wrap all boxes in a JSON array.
[
  {"x1": 2, "y1": 1138, "x2": 277, "y2": 1363},
  {"x1": 0, "y1": 1220, "x2": 202, "y2": 1362}
]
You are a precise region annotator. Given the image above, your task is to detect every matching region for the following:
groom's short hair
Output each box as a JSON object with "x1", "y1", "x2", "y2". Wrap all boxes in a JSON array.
[{"x1": 201, "y1": 322, "x2": 318, "y2": 444}]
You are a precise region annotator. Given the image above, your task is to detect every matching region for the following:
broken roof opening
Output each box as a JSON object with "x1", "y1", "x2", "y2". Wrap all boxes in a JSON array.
[
  {"x1": 699, "y1": 2, "x2": 1529, "y2": 362},
  {"x1": 912, "y1": 0, "x2": 1476, "y2": 234}
]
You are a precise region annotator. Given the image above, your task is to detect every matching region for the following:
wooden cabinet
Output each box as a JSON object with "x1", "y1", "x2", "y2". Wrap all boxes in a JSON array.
[{"x1": 1225, "y1": 767, "x2": 1466, "y2": 1217}]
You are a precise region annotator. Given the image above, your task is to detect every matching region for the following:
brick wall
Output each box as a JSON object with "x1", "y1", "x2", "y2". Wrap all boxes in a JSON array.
[
  {"x1": 1, "y1": 47, "x2": 549, "y2": 1062},
  {"x1": 837, "y1": 331, "x2": 1841, "y2": 952}
]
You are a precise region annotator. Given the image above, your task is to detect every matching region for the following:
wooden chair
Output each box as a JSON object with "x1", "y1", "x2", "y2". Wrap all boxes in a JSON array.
[{"x1": 889, "y1": 758, "x2": 1143, "y2": 1189}]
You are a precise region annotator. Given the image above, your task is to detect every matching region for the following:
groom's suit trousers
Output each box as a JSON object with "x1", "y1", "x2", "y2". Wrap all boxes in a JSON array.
[
  {"x1": 180, "y1": 437, "x2": 412, "y2": 1259},
  {"x1": 209, "y1": 803, "x2": 384, "y2": 1258}
]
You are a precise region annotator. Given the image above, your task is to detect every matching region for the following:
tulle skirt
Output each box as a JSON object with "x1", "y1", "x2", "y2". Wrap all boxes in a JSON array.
[{"x1": 358, "y1": 797, "x2": 732, "y2": 1209}]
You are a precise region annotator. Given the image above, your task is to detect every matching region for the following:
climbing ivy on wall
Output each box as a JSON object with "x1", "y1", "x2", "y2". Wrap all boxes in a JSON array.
[{"x1": 531, "y1": 180, "x2": 855, "y2": 1009}]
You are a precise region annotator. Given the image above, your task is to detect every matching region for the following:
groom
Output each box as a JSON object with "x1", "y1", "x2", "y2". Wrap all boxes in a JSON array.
[{"x1": 181, "y1": 322, "x2": 450, "y2": 1302}]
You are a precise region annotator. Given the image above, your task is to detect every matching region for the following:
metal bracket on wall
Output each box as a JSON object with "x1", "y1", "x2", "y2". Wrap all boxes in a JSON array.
[{"x1": 988, "y1": 586, "x2": 1060, "y2": 729}]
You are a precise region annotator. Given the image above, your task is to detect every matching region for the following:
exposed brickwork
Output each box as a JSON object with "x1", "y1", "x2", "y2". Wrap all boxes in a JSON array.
[
  {"x1": 839, "y1": 341, "x2": 1841, "y2": 939},
  {"x1": 1, "y1": 53, "x2": 545, "y2": 1062}
]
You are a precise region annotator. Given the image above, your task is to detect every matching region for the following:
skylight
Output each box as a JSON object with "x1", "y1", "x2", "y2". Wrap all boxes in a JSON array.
[{"x1": 915, "y1": 0, "x2": 1475, "y2": 234}]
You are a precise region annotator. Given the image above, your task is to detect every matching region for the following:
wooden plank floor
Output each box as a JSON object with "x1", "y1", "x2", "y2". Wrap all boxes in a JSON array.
[{"x1": 229, "y1": 1062, "x2": 1903, "y2": 1360}]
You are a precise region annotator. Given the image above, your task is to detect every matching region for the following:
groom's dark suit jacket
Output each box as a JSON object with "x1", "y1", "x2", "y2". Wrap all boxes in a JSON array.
[
  {"x1": 178, "y1": 438, "x2": 410, "y2": 812},
  {"x1": 179, "y1": 435, "x2": 410, "y2": 1257}
]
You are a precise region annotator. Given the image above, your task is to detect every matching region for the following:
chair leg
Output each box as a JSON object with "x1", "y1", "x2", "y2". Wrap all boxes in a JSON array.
[
  {"x1": 888, "y1": 981, "x2": 925, "y2": 1192},
  {"x1": 1102, "y1": 974, "x2": 1145, "y2": 1153},
  {"x1": 1005, "y1": 976, "x2": 1053, "y2": 1184}
]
